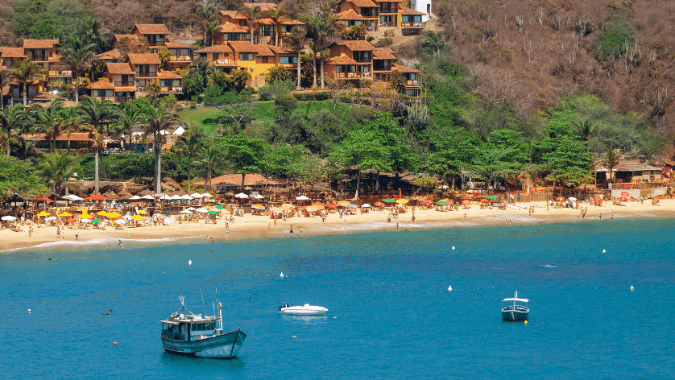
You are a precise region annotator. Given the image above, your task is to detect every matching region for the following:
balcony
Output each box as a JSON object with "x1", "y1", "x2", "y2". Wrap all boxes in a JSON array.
[
  {"x1": 169, "y1": 55, "x2": 192, "y2": 62},
  {"x1": 115, "y1": 81, "x2": 133, "y2": 87},
  {"x1": 401, "y1": 22, "x2": 423, "y2": 28},
  {"x1": 136, "y1": 71, "x2": 156, "y2": 78},
  {"x1": 137, "y1": 86, "x2": 146, "y2": 91},
  {"x1": 353, "y1": 54, "x2": 372, "y2": 63},
  {"x1": 379, "y1": 21, "x2": 396, "y2": 27},
  {"x1": 335, "y1": 72, "x2": 370, "y2": 79},
  {"x1": 161, "y1": 86, "x2": 183, "y2": 94},
  {"x1": 116, "y1": 96, "x2": 133, "y2": 103},
  {"x1": 259, "y1": 31, "x2": 276, "y2": 37},
  {"x1": 379, "y1": 6, "x2": 397, "y2": 13},
  {"x1": 373, "y1": 63, "x2": 391, "y2": 71},
  {"x1": 94, "y1": 96, "x2": 115, "y2": 102},
  {"x1": 31, "y1": 55, "x2": 48, "y2": 62},
  {"x1": 148, "y1": 40, "x2": 165, "y2": 46},
  {"x1": 360, "y1": 10, "x2": 378, "y2": 18},
  {"x1": 215, "y1": 59, "x2": 235, "y2": 66},
  {"x1": 406, "y1": 79, "x2": 419, "y2": 86}
]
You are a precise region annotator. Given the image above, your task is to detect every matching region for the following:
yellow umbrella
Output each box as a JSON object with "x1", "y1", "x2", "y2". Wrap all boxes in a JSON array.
[
  {"x1": 306, "y1": 205, "x2": 319, "y2": 212},
  {"x1": 132, "y1": 215, "x2": 145, "y2": 221},
  {"x1": 316, "y1": 205, "x2": 325, "y2": 210},
  {"x1": 107, "y1": 212, "x2": 121, "y2": 218},
  {"x1": 281, "y1": 204, "x2": 294, "y2": 211},
  {"x1": 252, "y1": 204, "x2": 265, "y2": 209},
  {"x1": 37, "y1": 211, "x2": 50, "y2": 217},
  {"x1": 80, "y1": 214, "x2": 93, "y2": 219},
  {"x1": 138, "y1": 210, "x2": 148, "y2": 215},
  {"x1": 396, "y1": 199, "x2": 409, "y2": 204},
  {"x1": 97, "y1": 211, "x2": 108, "y2": 216},
  {"x1": 58, "y1": 212, "x2": 73, "y2": 217}
]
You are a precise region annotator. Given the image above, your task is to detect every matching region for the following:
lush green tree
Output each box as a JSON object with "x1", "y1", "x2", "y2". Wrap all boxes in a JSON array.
[
  {"x1": 87, "y1": 131, "x2": 107, "y2": 194},
  {"x1": 60, "y1": 106, "x2": 91, "y2": 152},
  {"x1": 8, "y1": 58, "x2": 47, "y2": 106},
  {"x1": 389, "y1": 70, "x2": 406, "y2": 93},
  {"x1": 141, "y1": 104, "x2": 181, "y2": 193},
  {"x1": 10, "y1": 137, "x2": 43, "y2": 162},
  {"x1": 602, "y1": 148, "x2": 622, "y2": 182},
  {"x1": 301, "y1": 1, "x2": 342, "y2": 88},
  {"x1": 205, "y1": 21, "x2": 222, "y2": 47},
  {"x1": 34, "y1": 100, "x2": 65, "y2": 152},
  {"x1": 240, "y1": 5, "x2": 262, "y2": 43},
  {"x1": 265, "y1": 7, "x2": 285, "y2": 47},
  {"x1": 341, "y1": 24, "x2": 366, "y2": 40},
  {"x1": 39, "y1": 151, "x2": 80, "y2": 195},
  {"x1": 115, "y1": 106, "x2": 146, "y2": 146},
  {"x1": 265, "y1": 66, "x2": 290, "y2": 85},
  {"x1": 59, "y1": 34, "x2": 96, "y2": 102},
  {"x1": 231, "y1": 70, "x2": 252, "y2": 92},
  {"x1": 0, "y1": 155, "x2": 50, "y2": 202},
  {"x1": 471, "y1": 129, "x2": 528, "y2": 188},
  {"x1": 573, "y1": 120, "x2": 597, "y2": 142},
  {"x1": 194, "y1": 2, "x2": 218, "y2": 46},
  {"x1": 219, "y1": 134, "x2": 268, "y2": 191},
  {"x1": 196, "y1": 143, "x2": 223, "y2": 191},
  {"x1": 538, "y1": 123, "x2": 593, "y2": 185},
  {"x1": 77, "y1": 96, "x2": 119, "y2": 133},
  {"x1": 0, "y1": 105, "x2": 29, "y2": 156},
  {"x1": 173, "y1": 127, "x2": 204, "y2": 192},
  {"x1": 284, "y1": 27, "x2": 307, "y2": 90},
  {"x1": 597, "y1": 20, "x2": 634, "y2": 60}
]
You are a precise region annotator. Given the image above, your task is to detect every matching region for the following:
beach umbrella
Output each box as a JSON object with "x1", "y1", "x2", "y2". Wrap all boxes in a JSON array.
[
  {"x1": 81, "y1": 218, "x2": 91, "y2": 223},
  {"x1": 34, "y1": 196, "x2": 54, "y2": 203},
  {"x1": 382, "y1": 198, "x2": 395, "y2": 203},
  {"x1": 64, "y1": 195, "x2": 84, "y2": 201},
  {"x1": 312, "y1": 202, "x2": 325, "y2": 206},
  {"x1": 235, "y1": 193, "x2": 248, "y2": 199},
  {"x1": 201, "y1": 193, "x2": 213, "y2": 198},
  {"x1": 296, "y1": 195, "x2": 310, "y2": 201},
  {"x1": 619, "y1": 197, "x2": 628, "y2": 201},
  {"x1": 132, "y1": 215, "x2": 145, "y2": 221},
  {"x1": 45, "y1": 216, "x2": 57, "y2": 221},
  {"x1": 325, "y1": 204, "x2": 337, "y2": 209},
  {"x1": 58, "y1": 212, "x2": 73, "y2": 217},
  {"x1": 114, "y1": 219, "x2": 126, "y2": 225},
  {"x1": 215, "y1": 206, "x2": 224, "y2": 209},
  {"x1": 251, "y1": 193, "x2": 264, "y2": 199},
  {"x1": 306, "y1": 205, "x2": 319, "y2": 212},
  {"x1": 85, "y1": 194, "x2": 108, "y2": 201},
  {"x1": 556, "y1": 196, "x2": 566, "y2": 202},
  {"x1": 129, "y1": 195, "x2": 142, "y2": 200},
  {"x1": 621, "y1": 191, "x2": 630, "y2": 197},
  {"x1": 66, "y1": 218, "x2": 77, "y2": 223},
  {"x1": 179, "y1": 210, "x2": 192, "y2": 214},
  {"x1": 568, "y1": 197, "x2": 577, "y2": 201},
  {"x1": 252, "y1": 204, "x2": 264, "y2": 209},
  {"x1": 480, "y1": 199, "x2": 489, "y2": 203},
  {"x1": 170, "y1": 194, "x2": 182, "y2": 200},
  {"x1": 208, "y1": 210, "x2": 218, "y2": 215},
  {"x1": 91, "y1": 218, "x2": 101, "y2": 224},
  {"x1": 421, "y1": 199, "x2": 434, "y2": 205},
  {"x1": 435, "y1": 201, "x2": 448, "y2": 206},
  {"x1": 374, "y1": 202, "x2": 385, "y2": 207},
  {"x1": 486, "y1": 195, "x2": 497, "y2": 200},
  {"x1": 195, "y1": 208, "x2": 209, "y2": 213},
  {"x1": 37, "y1": 211, "x2": 51, "y2": 217},
  {"x1": 141, "y1": 195, "x2": 155, "y2": 200},
  {"x1": 396, "y1": 199, "x2": 409, "y2": 204},
  {"x1": 281, "y1": 204, "x2": 294, "y2": 211},
  {"x1": 108, "y1": 212, "x2": 121, "y2": 218},
  {"x1": 138, "y1": 210, "x2": 148, "y2": 215},
  {"x1": 1, "y1": 216, "x2": 17, "y2": 221},
  {"x1": 337, "y1": 201, "x2": 350, "y2": 207},
  {"x1": 462, "y1": 200, "x2": 471, "y2": 206},
  {"x1": 361, "y1": 203, "x2": 371, "y2": 208},
  {"x1": 186, "y1": 207, "x2": 195, "y2": 211},
  {"x1": 349, "y1": 204, "x2": 358, "y2": 208},
  {"x1": 181, "y1": 195, "x2": 193, "y2": 200},
  {"x1": 190, "y1": 193, "x2": 203, "y2": 198},
  {"x1": 123, "y1": 214, "x2": 133, "y2": 220}
]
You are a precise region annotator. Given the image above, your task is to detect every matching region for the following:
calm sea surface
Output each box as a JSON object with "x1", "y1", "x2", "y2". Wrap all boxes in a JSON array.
[{"x1": 1, "y1": 219, "x2": 675, "y2": 379}]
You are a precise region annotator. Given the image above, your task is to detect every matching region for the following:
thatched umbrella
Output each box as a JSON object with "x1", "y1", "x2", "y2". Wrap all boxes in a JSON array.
[
  {"x1": 139, "y1": 189, "x2": 153, "y2": 196},
  {"x1": 103, "y1": 190, "x2": 119, "y2": 201},
  {"x1": 224, "y1": 191, "x2": 235, "y2": 197}
]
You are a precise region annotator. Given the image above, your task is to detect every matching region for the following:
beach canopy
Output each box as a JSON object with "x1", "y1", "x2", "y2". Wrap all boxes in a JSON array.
[
  {"x1": 91, "y1": 218, "x2": 101, "y2": 223},
  {"x1": 435, "y1": 201, "x2": 448, "y2": 206},
  {"x1": 37, "y1": 211, "x2": 51, "y2": 217},
  {"x1": 251, "y1": 193, "x2": 264, "y2": 199},
  {"x1": 129, "y1": 195, "x2": 142, "y2": 200},
  {"x1": 421, "y1": 199, "x2": 433, "y2": 204},
  {"x1": 141, "y1": 195, "x2": 155, "y2": 200},
  {"x1": 1, "y1": 216, "x2": 17, "y2": 221},
  {"x1": 81, "y1": 218, "x2": 91, "y2": 223},
  {"x1": 349, "y1": 204, "x2": 358, "y2": 208},
  {"x1": 96, "y1": 211, "x2": 108, "y2": 216},
  {"x1": 181, "y1": 195, "x2": 193, "y2": 200},
  {"x1": 382, "y1": 198, "x2": 395, "y2": 203},
  {"x1": 327, "y1": 204, "x2": 337, "y2": 209},
  {"x1": 190, "y1": 193, "x2": 203, "y2": 198},
  {"x1": 195, "y1": 208, "x2": 209, "y2": 213},
  {"x1": 396, "y1": 199, "x2": 409, "y2": 204},
  {"x1": 296, "y1": 195, "x2": 310, "y2": 201},
  {"x1": 66, "y1": 218, "x2": 77, "y2": 223},
  {"x1": 34, "y1": 196, "x2": 54, "y2": 202},
  {"x1": 201, "y1": 193, "x2": 213, "y2": 198},
  {"x1": 215, "y1": 206, "x2": 224, "y2": 209},
  {"x1": 462, "y1": 200, "x2": 471, "y2": 205},
  {"x1": 138, "y1": 210, "x2": 148, "y2": 215},
  {"x1": 568, "y1": 197, "x2": 577, "y2": 201},
  {"x1": 486, "y1": 195, "x2": 497, "y2": 200},
  {"x1": 362, "y1": 203, "x2": 371, "y2": 208},
  {"x1": 337, "y1": 201, "x2": 350, "y2": 207},
  {"x1": 171, "y1": 194, "x2": 182, "y2": 200},
  {"x1": 208, "y1": 210, "x2": 218, "y2": 215},
  {"x1": 480, "y1": 199, "x2": 489, "y2": 203},
  {"x1": 235, "y1": 193, "x2": 248, "y2": 198},
  {"x1": 45, "y1": 216, "x2": 57, "y2": 221},
  {"x1": 621, "y1": 191, "x2": 630, "y2": 197},
  {"x1": 252, "y1": 204, "x2": 264, "y2": 210},
  {"x1": 58, "y1": 212, "x2": 73, "y2": 217},
  {"x1": 179, "y1": 210, "x2": 192, "y2": 214},
  {"x1": 374, "y1": 202, "x2": 385, "y2": 207},
  {"x1": 114, "y1": 219, "x2": 126, "y2": 225},
  {"x1": 63, "y1": 195, "x2": 84, "y2": 201},
  {"x1": 85, "y1": 194, "x2": 108, "y2": 201}
]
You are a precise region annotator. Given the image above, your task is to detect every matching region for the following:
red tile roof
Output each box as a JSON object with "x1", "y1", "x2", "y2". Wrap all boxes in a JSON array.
[
  {"x1": 227, "y1": 40, "x2": 259, "y2": 53},
  {"x1": 87, "y1": 78, "x2": 116, "y2": 90},
  {"x1": 127, "y1": 53, "x2": 161, "y2": 65},
  {"x1": 373, "y1": 48, "x2": 396, "y2": 60},
  {"x1": 194, "y1": 173, "x2": 271, "y2": 186},
  {"x1": 48, "y1": 54, "x2": 61, "y2": 63},
  {"x1": 133, "y1": 24, "x2": 171, "y2": 35},
  {"x1": 326, "y1": 55, "x2": 358, "y2": 65},
  {"x1": 392, "y1": 63, "x2": 419, "y2": 73},
  {"x1": 114, "y1": 34, "x2": 143, "y2": 43},
  {"x1": 257, "y1": 18, "x2": 277, "y2": 25},
  {"x1": 158, "y1": 70, "x2": 182, "y2": 79},
  {"x1": 25, "y1": 132, "x2": 94, "y2": 142},
  {"x1": 106, "y1": 63, "x2": 134, "y2": 75},
  {"x1": 344, "y1": 0, "x2": 378, "y2": 8},
  {"x1": 340, "y1": 40, "x2": 375, "y2": 51},
  {"x1": 218, "y1": 23, "x2": 250, "y2": 33},
  {"x1": 219, "y1": 10, "x2": 248, "y2": 19},
  {"x1": 267, "y1": 45, "x2": 293, "y2": 55},
  {"x1": 23, "y1": 39, "x2": 59, "y2": 49},
  {"x1": 279, "y1": 17, "x2": 305, "y2": 25},
  {"x1": 338, "y1": 9, "x2": 365, "y2": 20},
  {"x1": 1, "y1": 48, "x2": 27, "y2": 58},
  {"x1": 195, "y1": 45, "x2": 234, "y2": 54},
  {"x1": 98, "y1": 49, "x2": 123, "y2": 60},
  {"x1": 400, "y1": 6, "x2": 425, "y2": 15}
]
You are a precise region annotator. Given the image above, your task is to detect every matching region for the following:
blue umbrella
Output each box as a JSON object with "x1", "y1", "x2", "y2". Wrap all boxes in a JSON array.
[{"x1": 349, "y1": 204, "x2": 359, "y2": 208}]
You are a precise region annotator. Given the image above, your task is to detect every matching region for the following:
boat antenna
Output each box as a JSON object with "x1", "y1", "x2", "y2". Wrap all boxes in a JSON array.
[{"x1": 199, "y1": 288, "x2": 207, "y2": 314}]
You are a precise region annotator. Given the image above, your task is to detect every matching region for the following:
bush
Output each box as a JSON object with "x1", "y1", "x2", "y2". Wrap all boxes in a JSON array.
[
  {"x1": 294, "y1": 92, "x2": 331, "y2": 101},
  {"x1": 597, "y1": 20, "x2": 634, "y2": 60},
  {"x1": 374, "y1": 37, "x2": 393, "y2": 47},
  {"x1": 384, "y1": 29, "x2": 395, "y2": 38},
  {"x1": 79, "y1": 154, "x2": 154, "y2": 182},
  {"x1": 258, "y1": 79, "x2": 295, "y2": 101}
]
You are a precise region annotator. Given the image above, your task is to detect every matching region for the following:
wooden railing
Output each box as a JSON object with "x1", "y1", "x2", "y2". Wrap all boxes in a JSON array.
[
  {"x1": 406, "y1": 79, "x2": 419, "y2": 86},
  {"x1": 161, "y1": 86, "x2": 183, "y2": 94},
  {"x1": 335, "y1": 72, "x2": 370, "y2": 79},
  {"x1": 379, "y1": 6, "x2": 397, "y2": 13},
  {"x1": 116, "y1": 97, "x2": 133, "y2": 103},
  {"x1": 169, "y1": 56, "x2": 191, "y2": 62},
  {"x1": 136, "y1": 71, "x2": 156, "y2": 78},
  {"x1": 115, "y1": 81, "x2": 133, "y2": 87},
  {"x1": 401, "y1": 22, "x2": 423, "y2": 27}
]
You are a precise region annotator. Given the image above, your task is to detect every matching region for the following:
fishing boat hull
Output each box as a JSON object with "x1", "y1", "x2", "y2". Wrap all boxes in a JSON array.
[
  {"x1": 501, "y1": 308, "x2": 529, "y2": 322},
  {"x1": 161, "y1": 329, "x2": 246, "y2": 358},
  {"x1": 279, "y1": 307, "x2": 328, "y2": 316}
]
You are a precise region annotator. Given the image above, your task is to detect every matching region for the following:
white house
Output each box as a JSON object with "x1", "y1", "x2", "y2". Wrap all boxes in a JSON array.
[{"x1": 410, "y1": 0, "x2": 432, "y2": 22}]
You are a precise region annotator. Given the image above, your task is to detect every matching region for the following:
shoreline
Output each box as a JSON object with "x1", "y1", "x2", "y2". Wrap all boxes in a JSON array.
[{"x1": 2, "y1": 200, "x2": 674, "y2": 253}]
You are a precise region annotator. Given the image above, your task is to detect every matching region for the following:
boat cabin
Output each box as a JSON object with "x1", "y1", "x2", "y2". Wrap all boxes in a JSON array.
[{"x1": 161, "y1": 315, "x2": 221, "y2": 342}]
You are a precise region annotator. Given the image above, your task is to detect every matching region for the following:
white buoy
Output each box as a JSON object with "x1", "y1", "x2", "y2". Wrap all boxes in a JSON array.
[
  {"x1": 28, "y1": 309, "x2": 31, "y2": 313},
  {"x1": 452, "y1": 246, "x2": 455, "y2": 250},
  {"x1": 630, "y1": 285, "x2": 634, "y2": 292},
  {"x1": 602, "y1": 249, "x2": 606, "y2": 253},
  {"x1": 447, "y1": 285, "x2": 452, "y2": 291},
  {"x1": 188, "y1": 260, "x2": 192, "y2": 266},
  {"x1": 280, "y1": 272, "x2": 285, "y2": 278}
]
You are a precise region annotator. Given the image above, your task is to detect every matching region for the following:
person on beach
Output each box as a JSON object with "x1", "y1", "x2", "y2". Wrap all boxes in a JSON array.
[
  {"x1": 464, "y1": 213, "x2": 467, "y2": 220},
  {"x1": 396, "y1": 223, "x2": 399, "y2": 231},
  {"x1": 611, "y1": 215, "x2": 614, "y2": 220},
  {"x1": 274, "y1": 217, "x2": 277, "y2": 226},
  {"x1": 29, "y1": 226, "x2": 33, "y2": 237},
  {"x1": 75, "y1": 228, "x2": 79, "y2": 240},
  {"x1": 268, "y1": 223, "x2": 271, "y2": 231},
  {"x1": 210, "y1": 237, "x2": 213, "y2": 243},
  {"x1": 290, "y1": 224, "x2": 293, "y2": 233},
  {"x1": 118, "y1": 240, "x2": 122, "y2": 246},
  {"x1": 599, "y1": 213, "x2": 602, "y2": 219}
]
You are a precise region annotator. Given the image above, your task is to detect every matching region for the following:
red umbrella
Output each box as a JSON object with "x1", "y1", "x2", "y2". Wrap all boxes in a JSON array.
[
  {"x1": 112, "y1": 216, "x2": 123, "y2": 220},
  {"x1": 480, "y1": 198, "x2": 489, "y2": 203},
  {"x1": 312, "y1": 202, "x2": 325, "y2": 206},
  {"x1": 556, "y1": 196, "x2": 565, "y2": 202},
  {"x1": 33, "y1": 196, "x2": 54, "y2": 202},
  {"x1": 621, "y1": 191, "x2": 630, "y2": 197},
  {"x1": 374, "y1": 201, "x2": 385, "y2": 207},
  {"x1": 327, "y1": 204, "x2": 337, "y2": 209},
  {"x1": 462, "y1": 200, "x2": 471, "y2": 205},
  {"x1": 619, "y1": 197, "x2": 628, "y2": 201},
  {"x1": 85, "y1": 194, "x2": 108, "y2": 201},
  {"x1": 66, "y1": 218, "x2": 77, "y2": 223},
  {"x1": 422, "y1": 199, "x2": 433, "y2": 204}
]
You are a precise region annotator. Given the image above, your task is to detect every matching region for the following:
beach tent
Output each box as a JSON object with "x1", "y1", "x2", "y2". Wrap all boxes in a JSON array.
[
  {"x1": 296, "y1": 195, "x2": 310, "y2": 201},
  {"x1": 235, "y1": 193, "x2": 248, "y2": 198},
  {"x1": 361, "y1": 204, "x2": 371, "y2": 208},
  {"x1": 129, "y1": 195, "x2": 142, "y2": 200},
  {"x1": 173, "y1": 126, "x2": 185, "y2": 136},
  {"x1": 85, "y1": 194, "x2": 108, "y2": 201},
  {"x1": 195, "y1": 208, "x2": 209, "y2": 213},
  {"x1": 1, "y1": 216, "x2": 17, "y2": 221},
  {"x1": 141, "y1": 195, "x2": 155, "y2": 200},
  {"x1": 201, "y1": 193, "x2": 213, "y2": 198},
  {"x1": 179, "y1": 210, "x2": 192, "y2": 214},
  {"x1": 181, "y1": 195, "x2": 193, "y2": 200},
  {"x1": 190, "y1": 193, "x2": 203, "y2": 198}
]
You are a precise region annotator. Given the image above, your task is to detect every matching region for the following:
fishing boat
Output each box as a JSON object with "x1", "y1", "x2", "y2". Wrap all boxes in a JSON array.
[
  {"x1": 501, "y1": 291, "x2": 529, "y2": 322},
  {"x1": 278, "y1": 303, "x2": 328, "y2": 316},
  {"x1": 160, "y1": 296, "x2": 246, "y2": 358}
]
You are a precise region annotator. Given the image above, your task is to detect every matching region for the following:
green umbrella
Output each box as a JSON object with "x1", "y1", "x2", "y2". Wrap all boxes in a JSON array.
[
  {"x1": 486, "y1": 195, "x2": 497, "y2": 200},
  {"x1": 208, "y1": 210, "x2": 218, "y2": 215},
  {"x1": 382, "y1": 198, "x2": 395, "y2": 203},
  {"x1": 91, "y1": 218, "x2": 101, "y2": 223},
  {"x1": 435, "y1": 201, "x2": 448, "y2": 206},
  {"x1": 215, "y1": 206, "x2": 224, "y2": 209}
]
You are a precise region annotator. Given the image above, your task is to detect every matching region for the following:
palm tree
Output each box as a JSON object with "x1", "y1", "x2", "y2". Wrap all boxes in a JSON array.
[
  {"x1": 573, "y1": 120, "x2": 597, "y2": 142},
  {"x1": 8, "y1": 58, "x2": 47, "y2": 106},
  {"x1": 196, "y1": 143, "x2": 223, "y2": 192},
  {"x1": 304, "y1": 12, "x2": 341, "y2": 89},
  {"x1": 59, "y1": 35, "x2": 96, "y2": 102},
  {"x1": 36, "y1": 100, "x2": 66, "y2": 152},
  {"x1": 284, "y1": 27, "x2": 306, "y2": 90},
  {"x1": 78, "y1": 96, "x2": 119, "y2": 134},
  {"x1": 88, "y1": 131, "x2": 107, "y2": 194},
  {"x1": 602, "y1": 148, "x2": 622, "y2": 182},
  {"x1": 11, "y1": 136, "x2": 43, "y2": 162},
  {"x1": 39, "y1": 151, "x2": 80, "y2": 196},
  {"x1": 0, "y1": 105, "x2": 29, "y2": 156},
  {"x1": 115, "y1": 106, "x2": 146, "y2": 147},
  {"x1": 265, "y1": 7, "x2": 285, "y2": 47},
  {"x1": 60, "y1": 106, "x2": 92, "y2": 152},
  {"x1": 141, "y1": 103, "x2": 181, "y2": 193},
  {"x1": 195, "y1": 3, "x2": 218, "y2": 46},
  {"x1": 241, "y1": 5, "x2": 262, "y2": 44},
  {"x1": 205, "y1": 21, "x2": 222, "y2": 47},
  {"x1": 0, "y1": 69, "x2": 9, "y2": 109},
  {"x1": 174, "y1": 127, "x2": 203, "y2": 192}
]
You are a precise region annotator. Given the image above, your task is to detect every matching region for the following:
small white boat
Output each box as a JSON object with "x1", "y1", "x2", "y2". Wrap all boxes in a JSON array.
[
  {"x1": 501, "y1": 291, "x2": 529, "y2": 322},
  {"x1": 278, "y1": 303, "x2": 328, "y2": 316}
]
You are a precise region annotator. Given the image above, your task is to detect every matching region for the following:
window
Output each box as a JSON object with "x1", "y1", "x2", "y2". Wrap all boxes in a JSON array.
[
  {"x1": 239, "y1": 20, "x2": 247, "y2": 26},
  {"x1": 172, "y1": 79, "x2": 181, "y2": 87},
  {"x1": 281, "y1": 25, "x2": 294, "y2": 33},
  {"x1": 105, "y1": 90, "x2": 114, "y2": 97},
  {"x1": 261, "y1": 56, "x2": 268, "y2": 63},
  {"x1": 279, "y1": 56, "x2": 298, "y2": 64},
  {"x1": 239, "y1": 53, "x2": 254, "y2": 61}
]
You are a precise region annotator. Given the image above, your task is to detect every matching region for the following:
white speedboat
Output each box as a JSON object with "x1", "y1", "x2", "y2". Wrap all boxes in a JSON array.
[{"x1": 278, "y1": 303, "x2": 328, "y2": 316}]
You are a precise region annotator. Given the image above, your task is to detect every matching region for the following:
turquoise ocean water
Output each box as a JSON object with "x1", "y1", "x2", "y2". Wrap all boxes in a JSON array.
[{"x1": 1, "y1": 218, "x2": 674, "y2": 379}]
